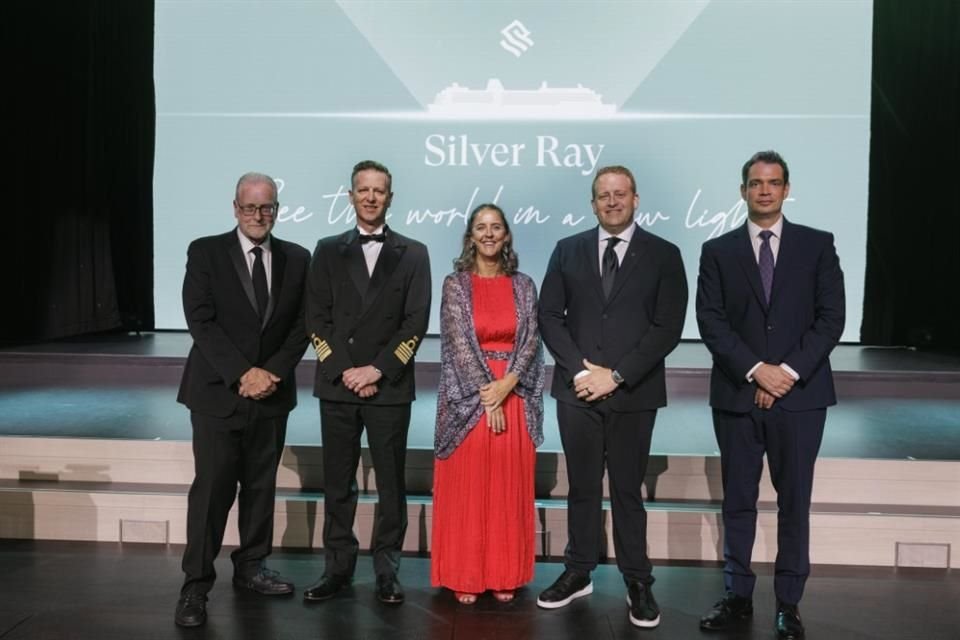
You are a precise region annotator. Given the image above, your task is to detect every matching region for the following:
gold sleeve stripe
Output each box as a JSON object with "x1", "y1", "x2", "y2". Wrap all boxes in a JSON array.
[
  {"x1": 393, "y1": 336, "x2": 419, "y2": 365},
  {"x1": 311, "y1": 334, "x2": 333, "y2": 362}
]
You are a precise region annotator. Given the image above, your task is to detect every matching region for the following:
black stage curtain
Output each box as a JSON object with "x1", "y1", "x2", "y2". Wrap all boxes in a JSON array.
[
  {"x1": 7, "y1": 2, "x2": 154, "y2": 343},
  {"x1": 863, "y1": 1, "x2": 960, "y2": 347},
  {"x1": 4, "y1": 1, "x2": 958, "y2": 347}
]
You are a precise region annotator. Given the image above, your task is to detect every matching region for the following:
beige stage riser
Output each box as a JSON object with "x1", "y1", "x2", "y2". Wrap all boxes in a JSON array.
[
  {"x1": 7, "y1": 357, "x2": 958, "y2": 400},
  {"x1": 1, "y1": 492, "x2": 957, "y2": 569},
  {"x1": 2, "y1": 437, "x2": 958, "y2": 507}
]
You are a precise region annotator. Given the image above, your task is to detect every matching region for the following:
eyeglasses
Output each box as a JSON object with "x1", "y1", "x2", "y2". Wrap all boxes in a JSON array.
[{"x1": 237, "y1": 203, "x2": 278, "y2": 218}]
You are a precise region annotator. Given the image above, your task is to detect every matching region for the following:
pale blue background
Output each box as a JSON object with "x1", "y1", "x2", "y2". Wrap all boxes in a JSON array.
[{"x1": 154, "y1": 0, "x2": 873, "y2": 340}]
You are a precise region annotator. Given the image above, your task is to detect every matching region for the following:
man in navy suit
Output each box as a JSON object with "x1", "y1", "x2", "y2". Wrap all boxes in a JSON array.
[
  {"x1": 303, "y1": 160, "x2": 431, "y2": 606},
  {"x1": 696, "y1": 151, "x2": 845, "y2": 639},
  {"x1": 537, "y1": 165, "x2": 687, "y2": 628},
  {"x1": 175, "y1": 172, "x2": 310, "y2": 627}
]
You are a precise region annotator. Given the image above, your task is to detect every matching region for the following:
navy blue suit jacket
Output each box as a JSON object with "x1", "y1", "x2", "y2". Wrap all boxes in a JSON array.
[{"x1": 695, "y1": 218, "x2": 845, "y2": 413}]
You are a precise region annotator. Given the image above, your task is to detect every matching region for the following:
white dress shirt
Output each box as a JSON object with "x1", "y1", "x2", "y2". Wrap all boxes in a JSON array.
[
  {"x1": 597, "y1": 223, "x2": 636, "y2": 271},
  {"x1": 358, "y1": 225, "x2": 385, "y2": 276},
  {"x1": 237, "y1": 229, "x2": 272, "y2": 294},
  {"x1": 747, "y1": 216, "x2": 783, "y2": 263}
]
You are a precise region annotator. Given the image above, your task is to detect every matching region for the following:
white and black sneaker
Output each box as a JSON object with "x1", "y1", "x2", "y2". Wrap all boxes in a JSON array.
[
  {"x1": 627, "y1": 581, "x2": 661, "y2": 628},
  {"x1": 536, "y1": 570, "x2": 593, "y2": 609}
]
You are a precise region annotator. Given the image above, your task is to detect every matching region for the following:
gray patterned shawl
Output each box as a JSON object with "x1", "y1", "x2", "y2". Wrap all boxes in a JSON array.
[{"x1": 434, "y1": 271, "x2": 545, "y2": 459}]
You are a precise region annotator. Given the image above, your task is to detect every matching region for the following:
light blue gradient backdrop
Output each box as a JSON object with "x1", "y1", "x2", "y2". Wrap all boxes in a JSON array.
[{"x1": 155, "y1": 0, "x2": 872, "y2": 340}]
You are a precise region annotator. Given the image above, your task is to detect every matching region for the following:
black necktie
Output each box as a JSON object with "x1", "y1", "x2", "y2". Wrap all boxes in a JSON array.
[
  {"x1": 602, "y1": 237, "x2": 621, "y2": 299},
  {"x1": 758, "y1": 229, "x2": 775, "y2": 303},
  {"x1": 359, "y1": 233, "x2": 386, "y2": 243},
  {"x1": 251, "y1": 246, "x2": 268, "y2": 318}
]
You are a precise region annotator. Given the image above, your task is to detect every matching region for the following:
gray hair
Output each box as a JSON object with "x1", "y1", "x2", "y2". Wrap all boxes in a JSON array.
[{"x1": 235, "y1": 172, "x2": 278, "y2": 201}]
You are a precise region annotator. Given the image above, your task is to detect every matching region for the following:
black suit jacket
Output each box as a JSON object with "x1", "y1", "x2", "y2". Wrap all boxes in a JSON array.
[
  {"x1": 177, "y1": 229, "x2": 311, "y2": 420},
  {"x1": 695, "y1": 218, "x2": 845, "y2": 413},
  {"x1": 305, "y1": 227, "x2": 431, "y2": 405},
  {"x1": 539, "y1": 224, "x2": 688, "y2": 411}
]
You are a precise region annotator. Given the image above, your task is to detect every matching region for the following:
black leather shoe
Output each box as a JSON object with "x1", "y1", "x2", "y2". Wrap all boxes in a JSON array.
[
  {"x1": 700, "y1": 592, "x2": 753, "y2": 630},
  {"x1": 174, "y1": 593, "x2": 207, "y2": 627},
  {"x1": 626, "y1": 581, "x2": 661, "y2": 628},
  {"x1": 775, "y1": 602, "x2": 805, "y2": 639},
  {"x1": 303, "y1": 574, "x2": 351, "y2": 602},
  {"x1": 536, "y1": 569, "x2": 593, "y2": 609},
  {"x1": 376, "y1": 574, "x2": 405, "y2": 605},
  {"x1": 232, "y1": 568, "x2": 294, "y2": 595}
]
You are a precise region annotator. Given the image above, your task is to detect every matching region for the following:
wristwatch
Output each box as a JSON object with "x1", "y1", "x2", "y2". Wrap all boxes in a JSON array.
[{"x1": 611, "y1": 370, "x2": 624, "y2": 385}]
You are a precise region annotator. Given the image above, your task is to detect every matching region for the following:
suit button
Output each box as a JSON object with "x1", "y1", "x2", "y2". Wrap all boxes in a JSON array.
[
  {"x1": 348, "y1": 337, "x2": 354, "y2": 344},
  {"x1": 602, "y1": 313, "x2": 608, "y2": 319},
  {"x1": 766, "y1": 325, "x2": 774, "y2": 331}
]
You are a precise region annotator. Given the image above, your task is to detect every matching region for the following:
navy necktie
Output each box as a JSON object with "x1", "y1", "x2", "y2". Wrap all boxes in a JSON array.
[
  {"x1": 758, "y1": 229, "x2": 774, "y2": 303},
  {"x1": 602, "y1": 237, "x2": 621, "y2": 299},
  {"x1": 251, "y1": 246, "x2": 268, "y2": 318}
]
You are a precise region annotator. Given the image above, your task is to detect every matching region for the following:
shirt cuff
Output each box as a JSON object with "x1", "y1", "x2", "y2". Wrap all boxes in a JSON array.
[
  {"x1": 574, "y1": 369, "x2": 590, "y2": 381},
  {"x1": 745, "y1": 362, "x2": 763, "y2": 382},
  {"x1": 780, "y1": 363, "x2": 800, "y2": 381}
]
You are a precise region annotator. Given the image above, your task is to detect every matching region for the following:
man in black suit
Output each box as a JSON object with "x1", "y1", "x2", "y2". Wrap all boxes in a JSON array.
[
  {"x1": 175, "y1": 172, "x2": 310, "y2": 627},
  {"x1": 696, "y1": 151, "x2": 844, "y2": 640},
  {"x1": 537, "y1": 165, "x2": 687, "y2": 628},
  {"x1": 303, "y1": 160, "x2": 431, "y2": 605}
]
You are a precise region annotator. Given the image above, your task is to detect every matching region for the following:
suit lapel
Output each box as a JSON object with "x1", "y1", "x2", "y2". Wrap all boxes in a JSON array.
[
  {"x1": 227, "y1": 232, "x2": 259, "y2": 317},
  {"x1": 734, "y1": 224, "x2": 768, "y2": 310},
  {"x1": 607, "y1": 223, "x2": 645, "y2": 304},
  {"x1": 582, "y1": 228, "x2": 603, "y2": 302},
  {"x1": 264, "y1": 238, "x2": 286, "y2": 328},
  {"x1": 339, "y1": 229, "x2": 369, "y2": 300},
  {"x1": 362, "y1": 227, "x2": 404, "y2": 315},
  {"x1": 769, "y1": 217, "x2": 793, "y2": 307}
]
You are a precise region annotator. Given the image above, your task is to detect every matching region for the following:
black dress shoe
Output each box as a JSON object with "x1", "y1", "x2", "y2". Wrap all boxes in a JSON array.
[
  {"x1": 303, "y1": 574, "x2": 351, "y2": 602},
  {"x1": 232, "y1": 568, "x2": 294, "y2": 595},
  {"x1": 700, "y1": 591, "x2": 753, "y2": 630},
  {"x1": 174, "y1": 593, "x2": 207, "y2": 627},
  {"x1": 376, "y1": 574, "x2": 405, "y2": 605},
  {"x1": 775, "y1": 602, "x2": 805, "y2": 639}
]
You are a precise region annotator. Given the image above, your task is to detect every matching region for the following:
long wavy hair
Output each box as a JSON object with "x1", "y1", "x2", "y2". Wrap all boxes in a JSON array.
[{"x1": 453, "y1": 203, "x2": 519, "y2": 275}]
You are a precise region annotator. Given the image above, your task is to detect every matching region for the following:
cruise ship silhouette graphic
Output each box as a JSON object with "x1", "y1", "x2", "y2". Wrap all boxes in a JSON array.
[{"x1": 428, "y1": 79, "x2": 616, "y2": 117}]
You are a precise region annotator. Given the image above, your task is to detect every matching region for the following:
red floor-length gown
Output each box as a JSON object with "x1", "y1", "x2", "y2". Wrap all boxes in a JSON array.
[{"x1": 431, "y1": 274, "x2": 536, "y2": 593}]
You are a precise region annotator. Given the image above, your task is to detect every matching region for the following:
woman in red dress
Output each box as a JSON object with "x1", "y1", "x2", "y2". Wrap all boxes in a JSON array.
[{"x1": 431, "y1": 203, "x2": 545, "y2": 604}]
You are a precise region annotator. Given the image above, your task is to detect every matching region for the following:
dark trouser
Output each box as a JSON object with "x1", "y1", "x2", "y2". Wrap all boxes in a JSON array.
[
  {"x1": 557, "y1": 401, "x2": 656, "y2": 584},
  {"x1": 181, "y1": 406, "x2": 288, "y2": 595},
  {"x1": 319, "y1": 400, "x2": 411, "y2": 579},
  {"x1": 713, "y1": 405, "x2": 826, "y2": 605}
]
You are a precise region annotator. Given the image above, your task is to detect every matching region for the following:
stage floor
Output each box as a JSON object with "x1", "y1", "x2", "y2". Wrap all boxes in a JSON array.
[
  {"x1": 2, "y1": 333, "x2": 959, "y2": 460},
  {"x1": 0, "y1": 540, "x2": 956, "y2": 640}
]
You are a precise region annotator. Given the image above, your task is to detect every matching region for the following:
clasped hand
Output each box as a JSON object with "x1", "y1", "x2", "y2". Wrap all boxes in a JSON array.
[
  {"x1": 753, "y1": 363, "x2": 795, "y2": 398},
  {"x1": 239, "y1": 367, "x2": 280, "y2": 400},
  {"x1": 573, "y1": 359, "x2": 618, "y2": 402},
  {"x1": 486, "y1": 405, "x2": 506, "y2": 434},
  {"x1": 479, "y1": 374, "x2": 517, "y2": 411},
  {"x1": 480, "y1": 374, "x2": 517, "y2": 435},
  {"x1": 342, "y1": 365, "x2": 381, "y2": 399}
]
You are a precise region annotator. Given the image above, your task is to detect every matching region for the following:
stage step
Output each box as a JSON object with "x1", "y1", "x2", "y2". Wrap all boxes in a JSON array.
[
  {"x1": 1, "y1": 436, "x2": 957, "y2": 568},
  {"x1": 1, "y1": 437, "x2": 957, "y2": 506}
]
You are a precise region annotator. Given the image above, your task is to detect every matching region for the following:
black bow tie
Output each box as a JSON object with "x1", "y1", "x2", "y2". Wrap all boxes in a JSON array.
[{"x1": 359, "y1": 233, "x2": 386, "y2": 244}]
